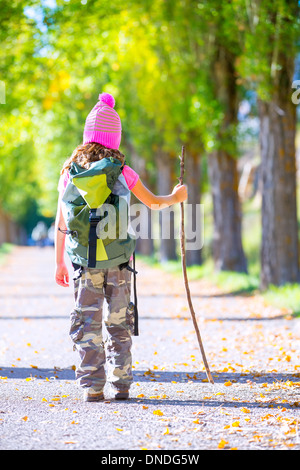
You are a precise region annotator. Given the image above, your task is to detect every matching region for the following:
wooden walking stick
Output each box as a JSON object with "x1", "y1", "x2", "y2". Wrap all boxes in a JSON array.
[{"x1": 178, "y1": 146, "x2": 214, "y2": 384}]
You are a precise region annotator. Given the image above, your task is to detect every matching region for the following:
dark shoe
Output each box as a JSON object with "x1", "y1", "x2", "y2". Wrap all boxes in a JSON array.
[
  {"x1": 114, "y1": 390, "x2": 129, "y2": 400},
  {"x1": 83, "y1": 390, "x2": 104, "y2": 402}
]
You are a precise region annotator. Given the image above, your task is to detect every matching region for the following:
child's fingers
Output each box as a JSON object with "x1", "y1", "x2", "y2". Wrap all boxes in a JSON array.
[{"x1": 55, "y1": 273, "x2": 69, "y2": 287}]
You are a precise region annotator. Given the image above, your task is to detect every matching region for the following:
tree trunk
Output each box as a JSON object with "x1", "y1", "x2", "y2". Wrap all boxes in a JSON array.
[
  {"x1": 185, "y1": 150, "x2": 202, "y2": 266},
  {"x1": 208, "y1": 151, "x2": 247, "y2": 272},
  {"x1": 208, "y1": 44, "x2": 248, "y2": 273},
  {"x1": 134, "y1": 205, "x2": 154, "y2": 257},
  {"x1": 125, "y1": 141, "x2": 154, "y2": 257},
  {"x1": 259, "y1": 54, "x2": 299, "y2": 288},
  {"x1": 157, "y1": 152, "x2": 177, "y2": 262}
]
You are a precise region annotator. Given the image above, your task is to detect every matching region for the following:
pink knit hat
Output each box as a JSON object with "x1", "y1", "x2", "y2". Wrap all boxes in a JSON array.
[{"x1": 83, "y1": 92, "x2": 122, "y2": 149}]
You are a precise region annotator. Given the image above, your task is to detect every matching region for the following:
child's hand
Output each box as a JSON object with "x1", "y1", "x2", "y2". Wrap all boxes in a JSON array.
[
  {"x1": 172, "y1": 183, "x2": 188, "y2": 203},
  {"x1": 55, "y1": 263, "x2": 69, "y2": 287}
]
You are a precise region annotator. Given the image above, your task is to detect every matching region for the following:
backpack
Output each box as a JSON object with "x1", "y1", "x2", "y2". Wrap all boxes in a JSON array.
[
  {"x1": 60, "y1": 157, "x2": 139, "y2": 335},
  {"x1": 61, "y1": 157, "x2": 136, "y2": 269}
]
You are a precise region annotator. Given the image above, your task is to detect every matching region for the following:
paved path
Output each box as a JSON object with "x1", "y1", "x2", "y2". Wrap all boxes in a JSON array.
[{"x1": 0, "y1": 246, "x2": 299, "y2": 451}]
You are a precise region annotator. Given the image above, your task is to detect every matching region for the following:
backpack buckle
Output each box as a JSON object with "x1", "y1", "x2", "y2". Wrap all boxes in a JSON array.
[{"x1": 89, "y1": 209, "x2": 100, "y2": 226}]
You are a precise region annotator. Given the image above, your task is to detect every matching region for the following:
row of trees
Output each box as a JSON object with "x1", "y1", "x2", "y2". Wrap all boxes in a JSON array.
[{"x1": 1, "y1": 0, "x2": 299, "y2": 289}]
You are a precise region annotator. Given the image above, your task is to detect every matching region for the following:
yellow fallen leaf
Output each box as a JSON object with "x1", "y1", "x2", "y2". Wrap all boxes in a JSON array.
[
  {"x1": 224, "y1": 381, "x2": 232, "y2": 386},
  {"x1": 137, "y1": 394, "x2": 145, "y2": 398},
  {"x1": 116, "y1": 428, "x2": 123, "y2": 432},
  {"x1": 163, "y1": 427, "x2": 170, "y2": 435},
  {"x1": 21, "y1": 416, "x2": 28, "y2": 422},
  {"x1": 241, "y1": 407, "x2": 250, "y2": 413},
  {"x1": 232, "y1": 421, "x2": 240, "y2": 427},
  {"x1": 153, "y1": 410, "x2": 163, "y2": 416},
  {"x1": 218, "y1": 439, "x2": 228, "y2": 449}
]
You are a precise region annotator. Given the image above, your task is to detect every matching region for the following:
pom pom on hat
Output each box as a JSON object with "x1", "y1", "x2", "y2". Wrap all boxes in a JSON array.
[
  {"x1": 83, "y1": 92, "x2": 121, "y2": 149},
  {"x1": 98, "y1": 92, "x2": 115, "y2": 108}
]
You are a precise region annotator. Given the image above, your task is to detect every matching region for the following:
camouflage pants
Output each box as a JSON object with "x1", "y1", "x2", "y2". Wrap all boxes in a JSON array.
[{"x1": 69, "y1": 266, "x2": 133, "y2": 394}]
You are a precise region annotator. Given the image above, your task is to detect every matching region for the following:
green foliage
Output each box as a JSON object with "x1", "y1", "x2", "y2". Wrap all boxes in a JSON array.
[
  {"x1": 0, "y1": 0, "x2": 45, "y2": 223},
  {"x1": 0, "y1": 243, "x2": 14, "y2": 266},
  {"x1": 0, "y1": 0, "x2": 299, "y2": 241},
  {"x1": 234, "y1": 0, "x2": 300, "y2": 100},
  {"x1": 263, "y1": 284, "x2": 300, "y2": 317}
]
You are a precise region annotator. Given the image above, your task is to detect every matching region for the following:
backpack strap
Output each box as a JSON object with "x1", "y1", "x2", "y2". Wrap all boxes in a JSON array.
[
  {"x1": 119, "y1": 252, "x2": 139, "y2": 336},
  {"x1": 88, "y1": 208, "x2": 100, "y2": 268},
  {"x1": 132, "y1": 251, "x2": 139, "y2": 336}
]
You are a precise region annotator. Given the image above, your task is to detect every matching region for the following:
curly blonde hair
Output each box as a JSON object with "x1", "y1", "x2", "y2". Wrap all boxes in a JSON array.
[{"x1": 61, "y1": 143, "x2": 125, "y2": 174}]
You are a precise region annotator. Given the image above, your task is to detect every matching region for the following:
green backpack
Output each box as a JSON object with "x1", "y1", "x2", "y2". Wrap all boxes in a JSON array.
[{"x1": 61, "y1": 157, "x2": 136, "y2": 270}]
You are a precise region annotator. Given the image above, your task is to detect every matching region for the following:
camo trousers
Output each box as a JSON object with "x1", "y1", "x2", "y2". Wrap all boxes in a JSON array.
[{"x1": 69, "y1": 266, "x2": 133, "y2": 394}]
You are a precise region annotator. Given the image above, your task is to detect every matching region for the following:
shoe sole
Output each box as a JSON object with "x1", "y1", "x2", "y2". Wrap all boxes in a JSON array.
[
  {"x1": 114, "y1": 392, "x2": 129, "y2": 400},
  {"x1": 84, "y1": 393, "x2": 104, "y2": 402}
]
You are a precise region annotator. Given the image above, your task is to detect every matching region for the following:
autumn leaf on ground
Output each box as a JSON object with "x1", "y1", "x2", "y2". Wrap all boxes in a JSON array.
[
  {"x1": 218, "y1": 439, "x2": 228, "y2": 449},
  {"x1": 241, "y1": 408, "x2": 250, "y2": 413},
  {"x1": 224, "y1": 381, "x2": 232, "y2": 386}
]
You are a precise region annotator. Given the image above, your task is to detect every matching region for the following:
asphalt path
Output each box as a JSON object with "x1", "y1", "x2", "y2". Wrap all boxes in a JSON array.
[{"x1": 0, "y1": 246, "x2": 299, "y2": 452}]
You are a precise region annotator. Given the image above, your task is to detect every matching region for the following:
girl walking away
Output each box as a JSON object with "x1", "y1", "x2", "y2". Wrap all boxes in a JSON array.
[{"x1": 55, "y1": 92, "x2": 187, "y2": 402}]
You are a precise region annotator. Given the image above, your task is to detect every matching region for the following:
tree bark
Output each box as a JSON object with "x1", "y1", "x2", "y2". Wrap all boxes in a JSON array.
[
  {"x1": 259, "y1": 53, "x2": 299, "y2": 288},
  {"x1": 208, "y1": 150, "x2": 247, "y2": 272},
  {"x1": 208, "y1": 44, "x2": 248, "y2": 273},
  {"x1": 157, "y1": 152, "x2": 177, "y2": 262},
  {"x1": 185, "y1": 150, "x2": 202, "y2": 266},
  {"x1": 125, "y1": 141, "x2": 154, "y2": 257}
]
